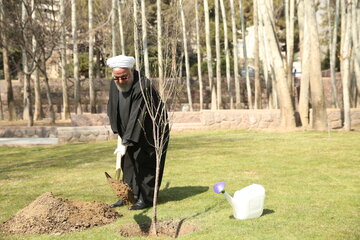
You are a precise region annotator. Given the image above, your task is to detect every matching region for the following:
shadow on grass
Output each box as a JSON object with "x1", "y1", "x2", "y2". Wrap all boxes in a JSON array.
[
  {"x1": 158, "y1": 185, "x2": 209, "y2": 204},
  {"x1": 262, "y1": 208, "x2": 275, "y2": 216},
  {"x1": 134, "y1": 211, "x2": 151, "y2": 232}
]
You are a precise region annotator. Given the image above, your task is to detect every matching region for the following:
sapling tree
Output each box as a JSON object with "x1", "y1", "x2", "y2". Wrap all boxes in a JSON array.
[
  {"x1": 137, "y1": 65, "x2": 177, "y2": 235},
  {"x1": 136, "y1": 6, "x2": 181, "y2": 231}
]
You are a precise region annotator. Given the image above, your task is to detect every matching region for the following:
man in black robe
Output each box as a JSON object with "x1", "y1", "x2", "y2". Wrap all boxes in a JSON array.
[{"x1": 106, "y1": 55, "x2": 169, "y2": 210}]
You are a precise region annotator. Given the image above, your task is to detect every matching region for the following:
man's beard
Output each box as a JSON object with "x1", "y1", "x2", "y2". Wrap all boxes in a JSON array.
[{"x1": 115, "y1": 77, "x2": 133, "y2": 92}]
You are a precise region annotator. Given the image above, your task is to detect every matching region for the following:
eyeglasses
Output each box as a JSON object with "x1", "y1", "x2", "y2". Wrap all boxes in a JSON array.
[{"x1": 112, "y1": 75, "x2": 128, "y2": 81}]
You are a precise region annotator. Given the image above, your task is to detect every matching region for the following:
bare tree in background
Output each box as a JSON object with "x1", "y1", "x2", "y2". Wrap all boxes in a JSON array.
[
  {"x1": 298, "y1": 0, "x2": 310, "y2": 128},
  {"x1": 351, "y1": 0, "x2": 360, "y2": 107},
  {"x1": 259, "y1": 0, "x2": 295, "y2": 128},
  {"x1": 60, "y1": 0, "x2": 70, "y2": 120},
  {"x1": 215, "y1": 0, "x2": 221, "y2": 109},
  {"x1": 204, "y1": 0, "x2": 217, "y2": 110},
  {"x1": 220, "y1": 0, "x2": 233, "y2": 109},
  {"x1": 257, "y1": 1, "x2": 275, "y2": 109},
  {"x1": 329, "y1": 0, "x2": 340, "y2": 108},
  {"x1": 133, "y1": 0, "x2": 140, "y2": 70},
  {"x1": 285, "y1": 0, "x2": 295, "y2": 96},
  {"x1": 253, "y1": 0, "x2": 261, "y2": 109},
  {"x1": 31, "y1": 0, "x2": 43, "y2": 121},
  {"x1": 230, "y1": 0, "x2": 241, "y2": 109},
  {"x1": 239, "y1": 0, "x2": 252, "y2": 109},
  {"x1": 341, "y1": 0, "x2": 352, "y2": 131},
  {"x1": 0, "y1": 86, "x2": 3, "y2": 120},
  {"x1": 141, "y1": 0, "x2": 149, "y2": 78},
  {"x1": 0, "y1": 0, "x2": 16, "y2": 121},
  {"x1": 118, "y1": 0, "x2": 125, "y2": 55},
  {"x1": 195, "y1": 0, "x2": 203, "y2": 110},
  {"x1": 21, "y1": 1, "x2": 33, "y2": 125},
  {"x1": 111, "y1": 0, "x2": 117, "y2": 56},
  {"x1": 179, "y1": 0, "x2": 193, "y2": 111},
  {"x1": 304, "y1": 0, "x2": 327, "y2": 130},
  {"x1": 72, "y1": 0, "x2": 82, "y2": 114},
  {"x1": 89, "y1": 0, "x2": 96, "y2": 113}
]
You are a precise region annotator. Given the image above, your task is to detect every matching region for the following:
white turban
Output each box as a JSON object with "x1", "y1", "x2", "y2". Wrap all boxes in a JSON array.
[{"x1": 106, "y1": 55, "x2": 135, "y2": 69}]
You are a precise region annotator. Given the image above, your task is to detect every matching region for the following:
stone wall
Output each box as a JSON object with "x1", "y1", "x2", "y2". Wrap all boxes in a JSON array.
[
  {"x1": 57, "y1": 126, "x2": 116, "y2": 143},
  {"x1": 0, "y1": 126, "x2": 57, "y2": 138},
  {"x1": 1, "y1": 109, "x2": 359, "y2": 143},
  {"x1": 201, "y1": 110, "x2": 281, "y2": 129}
]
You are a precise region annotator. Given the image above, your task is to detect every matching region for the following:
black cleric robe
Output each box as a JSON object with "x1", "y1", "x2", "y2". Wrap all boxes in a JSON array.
[{"x1": 107, "y1": 70, "x2": 169, "y2": 204}]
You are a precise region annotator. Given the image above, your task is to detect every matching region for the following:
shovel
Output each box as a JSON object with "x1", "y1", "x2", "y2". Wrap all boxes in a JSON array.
[{"x1": 105, "y1": 136, "x2": 136, "y2": 206}]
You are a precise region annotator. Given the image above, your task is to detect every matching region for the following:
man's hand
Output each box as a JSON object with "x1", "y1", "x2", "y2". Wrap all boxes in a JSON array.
[{"x1": 114, "y1": 144, "x2": 127, "y2": 156}]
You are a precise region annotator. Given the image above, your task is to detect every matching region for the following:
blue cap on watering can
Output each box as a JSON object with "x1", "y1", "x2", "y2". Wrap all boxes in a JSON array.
[{"x1": 213, "y1": 182, "x2": 226, "y2": 194}]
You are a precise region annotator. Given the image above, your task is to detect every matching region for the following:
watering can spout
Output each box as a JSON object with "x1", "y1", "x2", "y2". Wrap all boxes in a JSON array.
[
  {"x1": 223, "y1": 191, "x2": 235, "y2": 207},
  {"x1": 213, "y1": 182, "x2": 236, "y2": 207}
]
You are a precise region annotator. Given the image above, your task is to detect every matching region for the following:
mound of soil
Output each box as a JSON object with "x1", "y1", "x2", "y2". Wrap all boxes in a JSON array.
[
  {"x1": 0, "y1": 192, "x2": 121, "y2": 235},
  {"x1": 119, "y1": 220, "x2": 197, "y2": 238},
  {"x1": 105, "y1": 172, "x2": 136, "y2": 205}
]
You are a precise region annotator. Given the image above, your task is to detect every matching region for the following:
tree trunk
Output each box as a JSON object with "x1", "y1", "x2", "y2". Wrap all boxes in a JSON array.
[
  {"x1": 286, "y1": 0, "x2": 295, "y2": 106},
  {"x1": 89, "y1": 0, "x2": 96, "y2": 113},
  {"x1": 32, "y1": 0, "x2": 42, "y2": 121},
  {"x1": 230, "y1": 0, "x2": 240, "y2": 109},
  {"x1": 298, "y1": 0, "x2": 310, "y2": 128},
  {"x1": 341, "y1": 0, "x2": 352, "y2": 131},
  {"x1": 219, "y1": 0, "x2": 233, "y2": 109},
  {"x1": 0, "y1": 86, "x2": 3, "y2": 120},
  {"x1": 215, "y1": 0, "x2": 222, "y2": 109},
  {"x1": 141, "y1": 0, "x2": 150, "y2": 78},
  {"x1": 133, "y1": 0, "x2": 140, "y2": 70},
  {"x1": 195, "y1": 0, "x2": 203, "y2": 110},
  {"x1": 60, "y1": 0, "x2": 70, "y2": 119},
  {"x1": 239, "y1": 0, "x2": 252, "y2": 109},
  {"x1": 304, "y1": 0, "x2": 327, "y2": 131},
  {"x1": 157, "y1": 0, "x2": 164, "y2": 97},
  {"x1": 204, "y1": 0, "x2": 217, "y2": 110},
  {"x1": 352, "y1": 0, "x2": 360, "y2": 107},
  {"x1": 330, "y1": 0, "x2": 340, "y2": 108},
  {"x1": 0, "y1": 0, "x2": 16, "y2": 120},
  {"x1": 3, "y1": 47, "x2": 16, "y2": 121},
  {"x1": 33, "y1": 68, "x2": 42, "y2": 120},
  {"x1": 258, "y1": 4, "x2": 274, "y2": 109},
  {"x1": 253, "y1": 0, "x2": 261, "y2": 109},
  {"x1": 22, "y1": 1, "x2": 30, "y2": 122},
  {"x1": 112, "y1": 0, "x2": 117, "y2": 56},
  {"x1": 260, "y1": 0, "x2": 295, "y2": 128},
  {"x1": 72, "y1": 0, "x2": 82, "y2": 114},
  {"x1": 41, "y1": 55, "x2": 55, "y2": 124},
  {"x1": 180, "y1": 0, "x2": 193, "y2": 111},
  {"x1": 24, "y1": 74, "x2": 34, "y2": 126},
  {"x1": 118, "y1": 0, "x2": 125, "y2": 55},
  {"x1": 285, "y1": 0, "x2": 295, "y2": 92}
]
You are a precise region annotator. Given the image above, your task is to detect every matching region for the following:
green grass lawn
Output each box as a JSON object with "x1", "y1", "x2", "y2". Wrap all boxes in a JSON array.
[{"x1": 0, "y1": 130, "x2": 359, "y2": 240}]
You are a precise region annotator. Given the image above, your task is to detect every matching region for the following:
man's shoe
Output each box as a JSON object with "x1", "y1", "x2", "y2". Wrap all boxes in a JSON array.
[
  {"x1": 129, "y1": 199, "x2": 151, "y2": 210},
  {"x1": 110, "y1": 200, "x2": 124, "y2": 208}
]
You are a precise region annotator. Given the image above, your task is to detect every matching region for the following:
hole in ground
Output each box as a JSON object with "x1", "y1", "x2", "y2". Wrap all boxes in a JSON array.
[{"x1": 118, "y1": 219, "x2": 197, "y2": 238}]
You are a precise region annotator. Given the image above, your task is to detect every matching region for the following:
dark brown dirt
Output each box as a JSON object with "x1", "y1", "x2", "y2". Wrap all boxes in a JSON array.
[
  {"x1": 105, "y1": 172, "x2": 136, "y2": 205},
  {"x1": 118, "y1": 220, "x2": 197, "y2": 238},
  {"x1": 0, "y1": 192, "x2": 121, "y2": 235}
]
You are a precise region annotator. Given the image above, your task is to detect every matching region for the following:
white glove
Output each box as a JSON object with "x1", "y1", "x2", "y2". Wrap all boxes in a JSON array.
[
  {"x1": 114, "y1": 144, "x2": 127, "y2": 156},
  {"x1": 114, "y1": 143, "x2": 127, "y2": 170},
  {"x1": 114, "y1": 136, "x2": 127, "y2": 171}
]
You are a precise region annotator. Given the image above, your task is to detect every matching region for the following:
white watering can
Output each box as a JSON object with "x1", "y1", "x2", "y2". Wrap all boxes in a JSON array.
[{"x1": 214, "y1": 182, "x2": 265, "y2": 220}]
